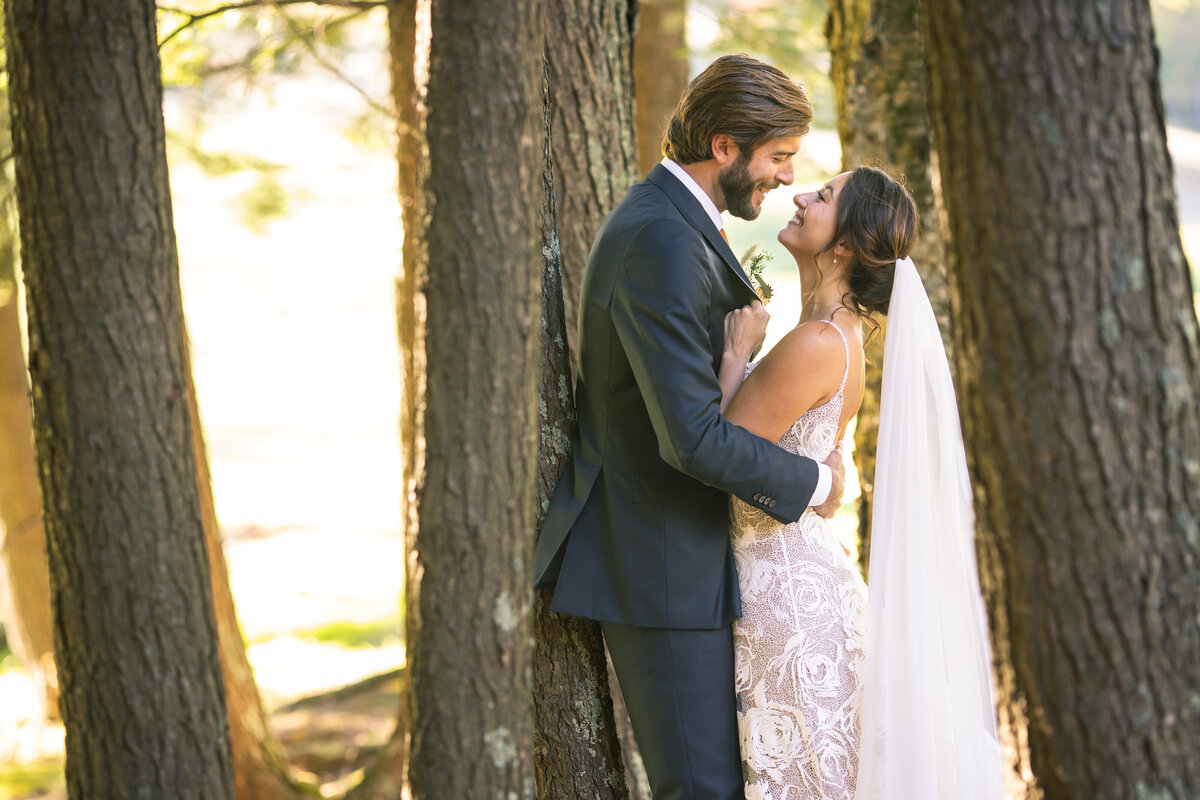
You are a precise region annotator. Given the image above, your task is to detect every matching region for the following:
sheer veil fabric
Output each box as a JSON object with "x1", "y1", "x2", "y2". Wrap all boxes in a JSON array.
[{"x1": 854, "y1": 257, "x2": 1006, "y2": 799}]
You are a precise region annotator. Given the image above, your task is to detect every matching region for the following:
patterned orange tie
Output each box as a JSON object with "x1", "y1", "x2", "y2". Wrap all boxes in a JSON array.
[{"x1": 720, "y1": 228, "x2": 729, "y2": 244}]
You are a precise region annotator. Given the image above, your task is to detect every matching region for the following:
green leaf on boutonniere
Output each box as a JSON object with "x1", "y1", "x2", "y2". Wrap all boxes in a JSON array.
[{"x1": 743, "y1": 248, "x2": 774, "y2": 304}]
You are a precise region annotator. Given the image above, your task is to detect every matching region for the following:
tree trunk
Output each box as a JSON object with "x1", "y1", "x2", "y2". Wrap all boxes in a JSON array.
[
  {"x1": 921, "y1": 1, "x2": 1200, "y2": 797},
  {"x1": 533, "y1": 18, "x2": 630, "y2": 791},
  {"x1": 393, "y1": 0, "x2": 429, "y2": 574},
  {"x1": 4, "y1": 2, "x2": 234, "y2": 797},
  {"x1": 827, "y1": 0, "x2": 945, "y2": 574},
  {"x1": 405, "y1": 0, "x2": 544, "y2": 797},
  {"x1": 633, "y1": 0, "x2": 688, "y2": 178},
  {"x1": 546, "y1": 0, "x2": 639, "y2": 363},
  {"x1": 536, "y1": 4, "x2": 646, "y2": 797},
  {"x1": 0, "y1": 188, "x2": 57, "y2": 722}
]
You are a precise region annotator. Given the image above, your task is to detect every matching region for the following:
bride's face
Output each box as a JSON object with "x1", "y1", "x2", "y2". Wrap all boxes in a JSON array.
[{"x1": 777, "y1": 171, "x2": 852, "y2": 259}]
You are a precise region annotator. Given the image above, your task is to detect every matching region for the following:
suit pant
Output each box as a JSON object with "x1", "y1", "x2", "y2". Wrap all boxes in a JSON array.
[{"x1": 601, "y1": 621, "x2": 744, "y2": 800}]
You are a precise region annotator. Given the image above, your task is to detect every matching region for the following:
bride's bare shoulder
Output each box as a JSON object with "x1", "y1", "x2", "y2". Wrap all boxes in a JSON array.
[
  {"x1": 763, "y1": 318, "x2": 847, "y2": 372},
  {"x1": 727, "y1": 317, "x2": 853, "y2": 440},
  {"x1": 749, "y1": 320, "x2": 846, "y2": 399}
]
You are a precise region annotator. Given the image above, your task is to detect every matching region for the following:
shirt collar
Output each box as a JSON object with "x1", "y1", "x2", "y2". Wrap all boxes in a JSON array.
[{"x1": 660, "y1": 158, "x2": 724, "y2": 233}]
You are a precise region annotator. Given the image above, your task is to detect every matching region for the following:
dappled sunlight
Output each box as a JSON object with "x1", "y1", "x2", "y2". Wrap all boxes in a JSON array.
[
  {"x1": 247, "y1": 637, "x2": 404, "y2": 711},
  {"x1": 0, "y1": 670, "x2": 63, "y2": 766},
  {"x1": 167, "y1": 29, "x2": 405, "y2": 713}
]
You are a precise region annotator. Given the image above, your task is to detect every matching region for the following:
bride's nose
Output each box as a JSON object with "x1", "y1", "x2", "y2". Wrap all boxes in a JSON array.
[{"x1": 793, "y1": 194, "x2": 808, "y2": 210}]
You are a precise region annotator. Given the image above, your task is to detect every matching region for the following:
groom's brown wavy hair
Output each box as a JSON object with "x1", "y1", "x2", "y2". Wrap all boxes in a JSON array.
[{"x1": 662, "y1": 55, "x2": 813, "y2": 165}]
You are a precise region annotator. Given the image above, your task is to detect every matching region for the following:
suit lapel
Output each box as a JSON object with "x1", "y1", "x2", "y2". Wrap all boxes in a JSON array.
[{"x1": 645, "y1": 164, "x2": 757, "y2": 296}]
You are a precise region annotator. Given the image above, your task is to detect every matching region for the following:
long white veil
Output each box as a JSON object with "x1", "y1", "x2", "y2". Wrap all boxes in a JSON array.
[{"x1": 854, "y1": 257, "x2": 1006, "y2": 799}]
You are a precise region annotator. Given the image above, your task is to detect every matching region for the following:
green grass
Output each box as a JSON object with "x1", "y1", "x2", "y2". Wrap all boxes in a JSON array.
[
  {"x1": 291, "y1": 616, "x2": 402, "y2": 650},
  {"x1": 0, "y1": 757, "x2": 65, "y2": 800}
]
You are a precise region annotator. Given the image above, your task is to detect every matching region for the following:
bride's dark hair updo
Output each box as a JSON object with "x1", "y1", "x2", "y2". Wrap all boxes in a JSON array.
[{"x1": 824, "y1": 166, "x2": 919, "y2": 319}]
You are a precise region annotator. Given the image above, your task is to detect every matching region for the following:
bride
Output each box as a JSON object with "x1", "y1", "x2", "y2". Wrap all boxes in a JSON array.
[{"x1": 718, "y1": 166, "x2": 1005, "y2": 799}]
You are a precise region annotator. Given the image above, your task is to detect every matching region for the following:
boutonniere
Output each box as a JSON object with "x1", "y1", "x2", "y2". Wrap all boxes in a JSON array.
[{"x1": 743, "y1": 248, "x2": 774, "y2": 305}]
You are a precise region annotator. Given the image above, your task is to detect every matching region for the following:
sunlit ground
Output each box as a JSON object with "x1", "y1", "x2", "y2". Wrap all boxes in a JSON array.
[{"x1": 2, "y1": 48, "x2": 1200, "y2": 795}]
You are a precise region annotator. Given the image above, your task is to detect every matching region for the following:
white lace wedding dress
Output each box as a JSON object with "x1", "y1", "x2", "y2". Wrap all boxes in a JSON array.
[{"x1": 731, "y1": 320, "x2": 867, "y2": 800}]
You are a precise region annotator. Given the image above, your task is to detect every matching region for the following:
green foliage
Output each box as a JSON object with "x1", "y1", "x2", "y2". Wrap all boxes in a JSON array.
[
  {"x1": 164, "y1": 128, "x2": 293, "y2": 234},
  {"x1": 167, "y1": 129, "x2": 285, "y2": 177},
  {"x1": 693, "y1": 0, "x2": 836, "y2": 128},
  {"x1": 236, "y1": 173, "x2": 295, "y2": 235},
  {"x1": 155, "y1": 4, "x2": 391, "y2": 232},
  {"x1": 0, "y1": 757, "x2": 65, "y2": 799},
  {"x1": 341, "y1": 109, "x2": 393, "y2": 153}
]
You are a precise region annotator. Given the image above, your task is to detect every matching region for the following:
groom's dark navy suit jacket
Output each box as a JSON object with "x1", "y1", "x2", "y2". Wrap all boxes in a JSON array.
[{"x1": 534, "y1": 164, "x2": 819, "y2": 630}]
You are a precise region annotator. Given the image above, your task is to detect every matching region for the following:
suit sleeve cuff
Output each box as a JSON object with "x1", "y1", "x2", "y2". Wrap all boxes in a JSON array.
[{"x1": 809, "y1": 464, "x2": 832, "y2": 508}]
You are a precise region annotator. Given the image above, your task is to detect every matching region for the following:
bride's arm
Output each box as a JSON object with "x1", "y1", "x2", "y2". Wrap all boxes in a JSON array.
[
  {"x1": 718, "y1": 301, "x2": 769, "y2": 413},
  {"x1": 725, "y1": 322, "x2": 847, "y2": 443}
]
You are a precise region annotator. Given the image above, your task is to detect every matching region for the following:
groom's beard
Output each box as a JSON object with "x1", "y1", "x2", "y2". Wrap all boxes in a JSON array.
[{"x1": 719, "y1": 154, "x2": 774, "y2": 221}]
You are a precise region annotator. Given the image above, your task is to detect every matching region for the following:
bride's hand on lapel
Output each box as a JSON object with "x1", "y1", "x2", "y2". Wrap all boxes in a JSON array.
[
  {"x1": 723, "y1": 300, "x2": 770, "y2": 362},
  {"x1": 719, "y1": 301, "x2": 770, "y2": 413}
]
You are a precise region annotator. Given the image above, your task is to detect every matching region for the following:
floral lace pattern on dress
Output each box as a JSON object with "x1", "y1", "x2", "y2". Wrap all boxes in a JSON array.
[{"x1": 732, "y1": 320, "x2": 868, "y2": 800}]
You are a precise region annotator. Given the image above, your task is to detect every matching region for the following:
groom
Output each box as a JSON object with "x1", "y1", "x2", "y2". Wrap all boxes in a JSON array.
[{"x1": 534, "y1": 55, "x2": 845, "y2": 799}]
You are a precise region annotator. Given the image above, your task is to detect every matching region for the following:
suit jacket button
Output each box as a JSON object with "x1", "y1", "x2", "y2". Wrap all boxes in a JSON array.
[{"x1": 768, "y1": 499, "x2": 776, "y2": 508}]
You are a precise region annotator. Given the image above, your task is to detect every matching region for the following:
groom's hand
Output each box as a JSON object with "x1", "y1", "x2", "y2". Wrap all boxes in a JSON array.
[{"x1": 813, "y1": 443, "x2": 845, "y2": 519}]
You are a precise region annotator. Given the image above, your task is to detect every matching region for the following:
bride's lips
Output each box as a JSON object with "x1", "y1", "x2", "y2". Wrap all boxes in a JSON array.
[{"x1": 788, "y1": 209, "x2": 805, "y2": 227}]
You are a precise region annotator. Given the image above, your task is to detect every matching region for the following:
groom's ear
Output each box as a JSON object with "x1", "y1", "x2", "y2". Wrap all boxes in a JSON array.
[{"x1": 711, "y1": 134, "x2": 738, "y2": 165}]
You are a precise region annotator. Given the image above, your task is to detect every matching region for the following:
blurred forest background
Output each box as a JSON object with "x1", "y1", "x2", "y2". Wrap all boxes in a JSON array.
[{"x1": 0, "y1": 0, "x2": 1197, "y2": 799}]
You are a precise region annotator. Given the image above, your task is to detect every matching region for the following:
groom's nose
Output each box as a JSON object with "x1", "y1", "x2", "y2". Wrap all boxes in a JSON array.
[{"x1": 775, "y1": 161, "x2": 795, "y2": 186}]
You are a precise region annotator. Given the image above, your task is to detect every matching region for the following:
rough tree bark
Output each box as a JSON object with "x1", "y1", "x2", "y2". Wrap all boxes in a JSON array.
[
  {"x1": 539, "y1": 5, "x2": 649, "y2": 796},
  {"x1": 532, "y1": 5, "x2": 637, "y2": 792},
  {"x1": 922, "y1": 1, "x2": 1200, "y2": 797},
  {"x1": 0, "y1": 180, "x2": 57, "y2": 722},
  {"x1": 633, "y1": 0, "x2": 688, "y2": 178},
  {"x1": 547, "y1": 0, "x2": 639, "y2": 363},
  {"x1": 532, "y1": 97, "x2": 627, "y2": 799},
  {"x1": 405, "y1": 0, "x2": 544, "y2": 797},
  {"x1": 827, "y1": 0, "x2": 945, "y2": 574},
  {"x1": 4, "y1": 0, "x2": 234, "y2": 796}
]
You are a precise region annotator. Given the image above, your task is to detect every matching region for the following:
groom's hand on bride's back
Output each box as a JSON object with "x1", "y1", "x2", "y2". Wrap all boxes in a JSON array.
[{"x1": 813, "y1": 443, "x2": 845, "y2": 519}]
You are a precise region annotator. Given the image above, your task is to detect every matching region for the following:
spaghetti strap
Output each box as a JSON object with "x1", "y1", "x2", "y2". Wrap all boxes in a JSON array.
[{"x1": 815, "y1": 319, "x2": 851, "y2": 395}]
